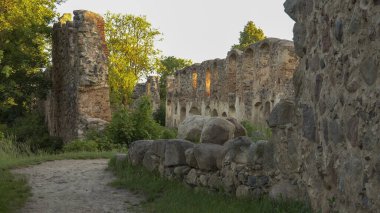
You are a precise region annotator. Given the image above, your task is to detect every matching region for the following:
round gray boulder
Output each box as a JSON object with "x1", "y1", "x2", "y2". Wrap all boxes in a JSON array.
[{"x1": 200, "y1": 117, "x2": 235, "y2": 145}]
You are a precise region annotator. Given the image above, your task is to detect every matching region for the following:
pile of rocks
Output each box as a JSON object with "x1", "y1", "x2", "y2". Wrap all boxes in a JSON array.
[{"x1": 127, "y1": 116, "x2": 303, "y2": 200}]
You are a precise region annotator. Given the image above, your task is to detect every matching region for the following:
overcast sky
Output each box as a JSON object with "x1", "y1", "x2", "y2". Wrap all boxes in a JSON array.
[{"x1": 57, "y1": 0, "x2": 294, "y2": 63}]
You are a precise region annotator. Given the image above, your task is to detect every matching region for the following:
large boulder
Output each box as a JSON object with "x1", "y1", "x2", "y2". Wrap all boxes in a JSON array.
[
  {"x1": 177, "y1": 115, "x2": 209, "y2": 142},
  {"x1": 247, "y1": 140, "x2": 274, "y2": 170},
  {"x1": 219, "y1": 136, "x2": 252, "y2": 168},
  {"x1": 128, "y1": 140, "x2": 153, "y2": 166},
  {"x1": 163, "y1": 139, "x2": 194, "y2": 167},
  {"x1": 193, "y1": 143, "x2": 224, "y2": 171},
  {"x1": 268, "y1": 100, "x2": 295, "y2": 128},
  {"x1": 185, "y1": 148, "x2": 198, "y2": 168},
  {"x1": 142, "y1": 139, "x2": 194, "y2": 171},
  {"x1": 143, "y1": 140, "x2": 166, "y2": 171},
  {"x1": 200, "y1": 117, "x2": 235, "y2": 145}
]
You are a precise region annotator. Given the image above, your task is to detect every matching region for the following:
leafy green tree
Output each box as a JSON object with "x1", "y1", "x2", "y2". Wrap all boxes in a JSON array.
[
  {"x1": 157, "y1": 56, "x2": 192, "y2": 99},
  {"x1": 232, "y1": 21, "x2": 266, "y2": 50},
  {"x1": 104, "y1": 12, "x2": 162, "y2": 106},
  {"x1": 0, "y1": 0, "x2": 62, "y2": 123},
  {"x1": 153, "y1": 56, "x2": 192, "y2": 125}
]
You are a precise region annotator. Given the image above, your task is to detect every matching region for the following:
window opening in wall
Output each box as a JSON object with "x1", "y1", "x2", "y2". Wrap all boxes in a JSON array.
[
  {"x1": 212, "y1": 109, "x2": 218, "y2": 117},
  {"x1": 229, "y1": 106, "x2": 236, "y2": 117},
  {"x1": 180, "y1": 107, "x2": 186, "y2": 122},
  {"x1": 189, "y1": 107, "x2": 201, "y2": 115},
  {"x1": 222, "y1": 112, "x2": 227, "y2": 117},
  {"x1": 206, "y1": 68, "x2": 211, "y2": 97},
  {"x1": 228, "y1": 54, "x2": 237, "y2": 93},
  {"x1": 205, "y1": 106, "x2": 211, "y2": 116},
  {"x1": 192, "y1": 70, "x2": 197, "y2": 89}
]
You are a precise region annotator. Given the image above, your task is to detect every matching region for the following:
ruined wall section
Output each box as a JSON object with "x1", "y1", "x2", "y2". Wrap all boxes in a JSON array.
[
  {"x1": 47, "y1": 10, "x2": 111, "y2": 143},
  {"x1": 269, "y1": 1, "x2": 380, "y2": 212},
  {"x1": 132, "y1": 76, "x2": 161, "y2": 112},
  {"x1": 166, "y1": 38, "x2": 298, "y2": 128}
]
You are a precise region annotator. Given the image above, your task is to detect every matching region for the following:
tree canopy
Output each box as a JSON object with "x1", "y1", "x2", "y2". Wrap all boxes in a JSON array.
[
  {"x1": 232, "y1": 21, "x2": 266, "y2": 50},
  {"x1": 0, "y1": 0, "x2": 62, "y2": 123},
  {"x1": 157, "y1": 56, "x2": 192, "y2": 99},
  {"x1": 104, "y1": 12, "x2": 162, "y2": 106}
]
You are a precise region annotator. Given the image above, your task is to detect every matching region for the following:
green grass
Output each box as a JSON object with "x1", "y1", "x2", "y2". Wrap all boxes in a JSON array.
[
  {"x1": 109, "y1": 157, "x2": 313, "y2": 213},
  {"x1": 0, "y1": 150, "x2": 115, "y2": 213},
  {"x1": 241, "y1": 121, "x2": 272, "y2": 142}
]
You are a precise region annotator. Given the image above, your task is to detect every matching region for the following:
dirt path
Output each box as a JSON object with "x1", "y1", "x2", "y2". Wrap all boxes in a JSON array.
[{"x1": 12, "y1": 159, "x2": 144, "y2": 213}]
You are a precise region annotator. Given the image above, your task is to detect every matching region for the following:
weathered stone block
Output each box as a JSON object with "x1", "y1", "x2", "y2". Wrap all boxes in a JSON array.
[{"x1": 200, "y1": 117, "x2": 235, "y2": 145}]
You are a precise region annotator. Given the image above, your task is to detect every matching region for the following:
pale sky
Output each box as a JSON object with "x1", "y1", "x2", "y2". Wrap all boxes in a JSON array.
[{"x1": 57, "y1": 0, "x2": 294, "y2": 63}]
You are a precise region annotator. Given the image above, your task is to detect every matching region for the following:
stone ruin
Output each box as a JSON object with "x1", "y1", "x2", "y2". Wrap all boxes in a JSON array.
[
  {"x1": 45, "y1": 10, "x2": 111, "y2": 143},
  {"x1": 128, "y1": 1, "x2": 380, "y2": 212},
  {"x1": 165, "y1": 38, "x2": 298, "y2": 128},
  {"x1": 132, "y1": 76, "x2": 161, "y2": 112},
  {"x1": 273, "y1": 0, "x2": 380, "y2": 212},
  {"x1": 46, "y1": 3, "x2": 380, "y2": 211}
]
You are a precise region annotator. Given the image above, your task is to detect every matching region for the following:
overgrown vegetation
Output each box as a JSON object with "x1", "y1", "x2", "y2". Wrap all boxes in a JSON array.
[
  {"x1": 109, "y1": 157, "x2": 313, "y2": 213},
  {"x1": 6, "y1": 113, "x2": 63, "y2": 153},
  {"x1": 231, "y1": 21, "x2": 266, "y2": 50},
  {"x1": 104, "y1": 12, "x2": 162, "y2": 106},
  {"x1": 107, "y1": 96, "x2": 177, "y2": 147},
  {"x1": 0, "y1": 0, "x2": 64, "y2": 124},
  {"x1": 153, "y1": 56, "x2": 192, "y2": 125},
  {"x1": 241, "y1": 121, "x2": 272, "y2": 142}
]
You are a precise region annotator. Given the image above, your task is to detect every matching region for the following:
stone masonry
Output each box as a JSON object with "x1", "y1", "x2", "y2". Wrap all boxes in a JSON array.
[
  {"x1": 45, "y1": 10, "x2": 111, "y2": 143},
  {"x1": 165, "y1": 38, "x2": 298, "y2": 128},
  {"x1": 132, "y1": 76, "x2": 161, "y2": 112},
  {"x1": 267, "y1": 1, "x2": 380, "y2": 212}
]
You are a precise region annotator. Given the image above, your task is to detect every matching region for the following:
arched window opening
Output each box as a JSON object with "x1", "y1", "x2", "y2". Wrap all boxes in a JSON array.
[
  {"x1": 192, "y1": 70, "x2": 197, "y2": 89},
  {"x1": 180, "y1": 107, "x2": 186, "y2": 122},
  {"x1": 228, "y1": 54, "x2": 237, "y2": 93},
  {"x1": 212, "y1": 109, "x2": 218, "y2": 117},
  {"x1": 205, "y1": 68, "x2": 211, "y2": 97},
  {"x1": 189, "y1": 107, "x2": 201, "y2": 115}
]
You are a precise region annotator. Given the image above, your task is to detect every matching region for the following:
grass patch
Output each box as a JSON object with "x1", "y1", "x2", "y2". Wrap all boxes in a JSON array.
[
  {"x1": 241, "y1": 121, "x2": 272, "y2": 142},
  {"x1": 0, "y1": 151, "x2": 115, "y2": 213},
  {"x1": 109, "y1": 157, "x2": 313, "y2": 213}
]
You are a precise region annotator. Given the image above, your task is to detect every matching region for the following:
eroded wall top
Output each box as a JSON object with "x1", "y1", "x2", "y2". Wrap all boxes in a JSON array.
[
  {"x1": 166, "y1": 38, "x2": 298, "y2": 127},
  {"x1": 46, "y1": 10, "x2": 111, "y2": 143}
]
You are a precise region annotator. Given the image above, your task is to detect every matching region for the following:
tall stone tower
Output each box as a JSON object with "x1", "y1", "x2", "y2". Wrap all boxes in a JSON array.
[{"x1": 45, "y1": 10, "x2": 111, "y2": 143}]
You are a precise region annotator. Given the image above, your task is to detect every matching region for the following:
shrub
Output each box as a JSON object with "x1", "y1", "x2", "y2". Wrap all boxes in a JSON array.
[
  {"x1": 63, "y1": 139, "x2": 98, "y2": 152},
  {"x1": 153, "y1": 102, "x2": 166, "y2": 126},
  {"x1": 0, "y1": 133, "x2": 33, "y2": 158},
  {"x1": 241, "y1": 120, "x2": 272, "y2": 142},
  {"x1": 85, "y1": 129, "x2": 119, "y2": 151},
  {"x1": 9, "y1": 113, "x2": 63, "y2": 153},
  {"x1": 159, "y1": 128, "x2": 177, "y2": 139},
  {"x1": 107, "y1": 96, "x2": 162, "y2": 147}
]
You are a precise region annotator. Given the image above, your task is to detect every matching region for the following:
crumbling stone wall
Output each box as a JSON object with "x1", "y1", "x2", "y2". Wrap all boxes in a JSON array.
[
  {"x1": 268, "y1": 1, "x2": 380, "y2": 212},
  {"x1": 132, "y1": 76, "x2": 161, "y2": 112},
  {"x1": 166, "y1": 38, "x2": 298, "y2": 128},
  {"x1": 45, "y1": 10, "x2": 111, "y2": 143}
]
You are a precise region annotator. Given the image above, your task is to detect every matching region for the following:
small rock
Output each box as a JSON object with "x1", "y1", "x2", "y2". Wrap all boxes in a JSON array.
[{"x1": 185, "y1": 169, "x2": 198, "y2": 186}]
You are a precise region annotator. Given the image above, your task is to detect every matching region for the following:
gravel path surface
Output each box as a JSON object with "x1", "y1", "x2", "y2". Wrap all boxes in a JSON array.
[{"x1": 12, "y1": 159, "x2": 143, "y2": 213}]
